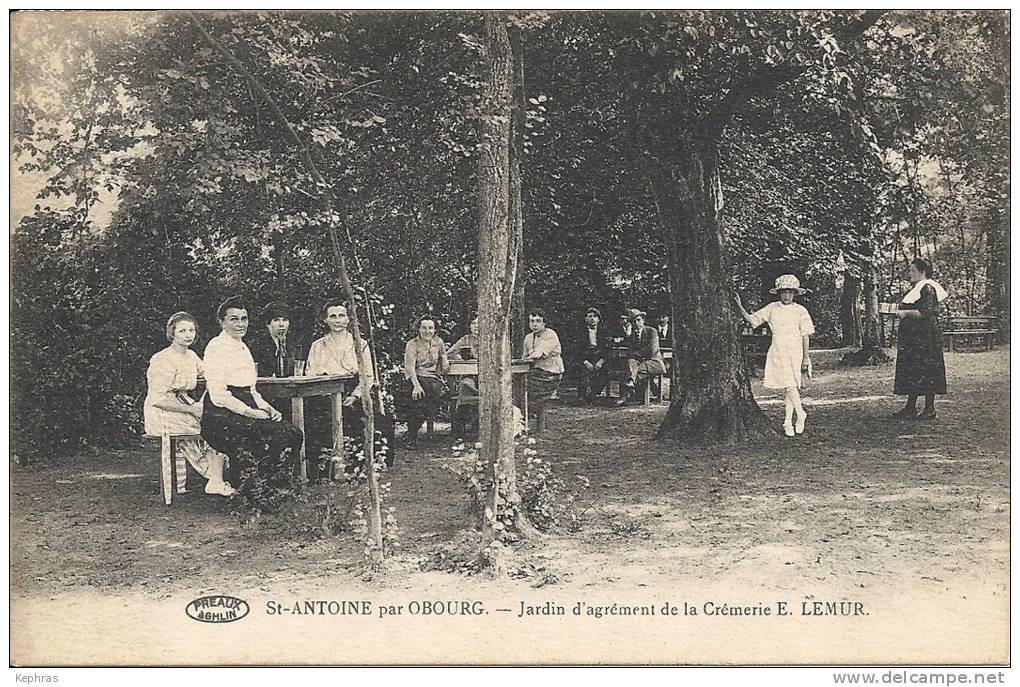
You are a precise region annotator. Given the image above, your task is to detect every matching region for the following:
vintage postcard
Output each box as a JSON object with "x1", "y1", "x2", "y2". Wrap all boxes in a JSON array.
[{"x1": 9, "y1": 8, "x2": 1010, "y2": 667}]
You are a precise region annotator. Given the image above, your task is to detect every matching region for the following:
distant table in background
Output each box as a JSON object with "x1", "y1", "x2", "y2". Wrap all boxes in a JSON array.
[
  {"x1": 446, "y1": 359, "x2": 533, "y2": 428},
  {"x1": 256, "y1": 374, "x2": 355, "y2": 480}
]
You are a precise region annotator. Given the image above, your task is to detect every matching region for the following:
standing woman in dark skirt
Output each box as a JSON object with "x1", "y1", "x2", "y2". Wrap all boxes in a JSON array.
[
  {"x1": 201, "y1": 296, "x2": 304, "y2": 502},
  {"x1": 522, "y1": 308, "x2": 564, "y2": 434},
  {"x1": 892, "y1": 258, "x2": 949, "y2": 420}
]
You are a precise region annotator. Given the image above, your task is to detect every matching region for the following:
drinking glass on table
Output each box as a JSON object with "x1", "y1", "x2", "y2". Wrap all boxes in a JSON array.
[{"x1": 293, "y1": 360, "x2": 306, "y2": 376}]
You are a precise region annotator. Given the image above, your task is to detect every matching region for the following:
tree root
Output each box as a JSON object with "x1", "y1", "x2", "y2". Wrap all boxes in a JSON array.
[{"x1": 656, "y1": 398, "x2": 774, "y2": 443}]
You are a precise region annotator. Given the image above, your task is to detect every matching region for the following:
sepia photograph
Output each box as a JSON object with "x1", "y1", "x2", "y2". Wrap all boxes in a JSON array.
[{"x1": 8, "y1": 8, "x2": 1011, "y2": 668}]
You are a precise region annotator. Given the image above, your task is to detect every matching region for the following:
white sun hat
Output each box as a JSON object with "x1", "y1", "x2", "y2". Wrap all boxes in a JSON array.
[{"x1": 769, "y1": 274, "x2": 807, "y2": 295}]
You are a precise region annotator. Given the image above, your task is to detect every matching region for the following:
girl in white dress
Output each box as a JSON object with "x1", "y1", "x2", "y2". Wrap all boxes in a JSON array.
[
  {"x1": 734, "y1": 274, "x2": 815, "y2": 437},
  {"x1": 144, "y1": 312, "x2": 234, "y2": 495}
]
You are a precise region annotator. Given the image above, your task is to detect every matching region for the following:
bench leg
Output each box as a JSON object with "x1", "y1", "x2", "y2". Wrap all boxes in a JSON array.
[{"x1": 160, "y1": 436, "x2": 175, "y2": 506}]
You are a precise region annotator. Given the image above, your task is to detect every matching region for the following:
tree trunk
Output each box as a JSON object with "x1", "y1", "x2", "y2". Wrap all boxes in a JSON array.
[
  {"x1": 861, "y1": 262, "x2": 881, "y2": 350},
  {"x1": 840, "y1": 272, "x2": 862, "y2": 348},
  {"x1": 646, "y1": 132, "x2": 772, "y2": 442},
  {"x1": 985, "y1": 207, "x2": 1009, "y2": 340},
  {"x1": 508, "y1": 25, "x2": 527, "y2": 360},
  {"x1": 476, "y1": 12, "x2": 525, "y2": 564},
  {"x1": 839, "y1": 257, "x2": 890, "y2": 366}
]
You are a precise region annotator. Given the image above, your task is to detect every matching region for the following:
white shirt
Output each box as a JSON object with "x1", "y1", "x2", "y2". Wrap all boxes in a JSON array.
[
  {"x1": 203, "y1": 331, "x2": 271, "y2": 415},
  {"x1": 306, "y1": 332, "x2": 374, "y2": 398}
]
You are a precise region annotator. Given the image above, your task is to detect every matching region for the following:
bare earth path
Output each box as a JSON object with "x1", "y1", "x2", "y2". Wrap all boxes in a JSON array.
[{"x1": 11, "y1": 349, "x2": 1009, "y2": 665}]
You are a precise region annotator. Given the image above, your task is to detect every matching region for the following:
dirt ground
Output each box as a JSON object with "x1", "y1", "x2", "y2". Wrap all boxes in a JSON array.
[{"x1": 10, "y1": 348, "x2": 1010, "y2": 665}]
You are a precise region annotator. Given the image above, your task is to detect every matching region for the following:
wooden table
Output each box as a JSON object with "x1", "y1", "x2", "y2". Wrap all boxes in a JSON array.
[
  {"x1": 256, "y1": 375, "x2": 355, "y2": 480},
  {"x1": 445, "y1": 359, "x2": 533, "y2": 428}
]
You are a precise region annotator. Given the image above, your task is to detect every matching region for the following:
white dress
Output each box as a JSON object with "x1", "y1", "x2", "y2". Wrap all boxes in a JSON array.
[
  {"x1": 143, "y1": 346, "x2": 218, "y2": 491},
  {"x1": 748, "y1": 301, "x2": 815, "y2": 389}
]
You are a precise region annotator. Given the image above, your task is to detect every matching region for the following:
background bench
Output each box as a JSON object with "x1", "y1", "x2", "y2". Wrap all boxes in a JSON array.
[{"x1": 944, "y1": 315, "x2": 998, "y2": 352}]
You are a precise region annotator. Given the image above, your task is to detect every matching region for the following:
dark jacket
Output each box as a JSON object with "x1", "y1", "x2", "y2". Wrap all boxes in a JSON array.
[
  {"x1": 248, "y1": 333, "x2": 298, "y2": 378},
  {"x1": 575, "y1": 325, "x2": 611, "y2": 366}
]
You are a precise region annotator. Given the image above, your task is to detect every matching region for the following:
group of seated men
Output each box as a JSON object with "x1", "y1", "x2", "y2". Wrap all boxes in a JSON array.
[{"x1": 574, "y1": 307, "x2": 671, "y2": 406}]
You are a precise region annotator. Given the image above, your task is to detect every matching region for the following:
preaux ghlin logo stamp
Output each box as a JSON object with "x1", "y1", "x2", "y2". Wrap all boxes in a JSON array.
[{"x1": 186, "y1": 595, "x2": 250, "y2": 623}]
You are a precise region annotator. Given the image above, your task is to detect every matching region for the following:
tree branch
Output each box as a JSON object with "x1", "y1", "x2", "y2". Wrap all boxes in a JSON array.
[{"x1": 702, "y1": 10, "x2": 887, "y2": 138}]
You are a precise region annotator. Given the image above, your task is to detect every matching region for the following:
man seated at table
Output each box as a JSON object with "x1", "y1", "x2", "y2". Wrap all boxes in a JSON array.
[
  {"x1": 651, "y1": 313, "x2": 672, "y2": 401},
  {"x1": 656, "y1": 314, "x2": 671, "y2": 348},
  {"x1": 615, "y1": 308, "x2": 666, "y2": 406},
  {"x1": 248, "y1": 301, "x2": 299, "y2": 378},
  {"x1": 575, "y1": 307, "x2": 611, "y2": 403}
]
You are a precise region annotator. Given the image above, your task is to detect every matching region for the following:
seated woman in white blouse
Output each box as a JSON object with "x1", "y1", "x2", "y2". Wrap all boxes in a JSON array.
[
  {"x1": 200, "y1": 296, "x2": 303, "y2": 504},
  {"x1": 305, "y1": 299, "x2": 380, "y2": 473},
  {"x1": 144, "y1": 311, "x2": 234, "y2": 496}
]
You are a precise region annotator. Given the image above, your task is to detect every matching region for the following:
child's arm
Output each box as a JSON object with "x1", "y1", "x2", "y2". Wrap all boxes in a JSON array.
[{"x1": 733, "y1": 293, "x2": 756, "y2": 328}]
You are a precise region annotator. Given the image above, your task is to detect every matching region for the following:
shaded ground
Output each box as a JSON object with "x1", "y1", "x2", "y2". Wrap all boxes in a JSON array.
[{"x1": 10, "y1": 348, "x2": 1010, "y2": 664}]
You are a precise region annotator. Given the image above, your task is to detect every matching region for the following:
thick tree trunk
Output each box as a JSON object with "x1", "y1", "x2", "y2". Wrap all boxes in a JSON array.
[
  {"x1": 476, "y1": 13, "x2": 528, "y2": 562},
  {"x1": 647, "y1": 133, "x2": 772, "y2": 442},
  {"x1": 840, "y1": 272, "x2": 862, "y2": 348}
]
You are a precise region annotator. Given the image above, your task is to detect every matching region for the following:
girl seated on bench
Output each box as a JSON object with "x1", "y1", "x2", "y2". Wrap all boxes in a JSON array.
[{"x1": 144, "y1": 311, "x2": 234, "y2": 496}]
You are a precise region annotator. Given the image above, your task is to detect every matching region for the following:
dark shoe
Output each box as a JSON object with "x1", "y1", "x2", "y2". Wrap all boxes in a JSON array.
[
  {"x1": 917, "y1": 408, "x2": 937, "y2": 421},
  {"x1": 891, "y1": 407, "x2": 918, "y2": 420},
  {"x1": 403, "y1": 435, "x2": 417, "y2": 450}
]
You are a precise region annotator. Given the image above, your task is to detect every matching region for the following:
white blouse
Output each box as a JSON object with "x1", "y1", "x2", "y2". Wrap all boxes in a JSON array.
[
  {"x1": 306, "y1": 332, "x2": 374, "y2": 398},
  {"x1": 203, "y1": 331, "x2": 271, "y2": 415}
]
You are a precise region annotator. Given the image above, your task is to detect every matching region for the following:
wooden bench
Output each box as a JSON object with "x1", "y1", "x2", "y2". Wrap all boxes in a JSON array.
[
  {"x1": 742, "y1": 325, "x2": 770, "y2": 373},
  {"x1": 944, "y1": 316, "x2": 998, "y2": 352},
  {"x1": 642, "y1": 349, "x2": 673, "y2": 405},
  {"x1": 142, "y1": 433, "x2": 205, "y2": 506}
]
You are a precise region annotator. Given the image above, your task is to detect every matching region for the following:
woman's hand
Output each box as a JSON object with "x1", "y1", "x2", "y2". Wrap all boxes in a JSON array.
[
  {"x1": 412, "y1": 383, "x2": 425, "y2": 400},
  {"x1": 342, "y1": 394, "x2": 359, "y2": 407},
  {"x1": 268, "y1": 407, "x2": 283, "y2": 422},
  {"x1": 247, "y1": 408, "x2": 271, "y2": 420},
  {"x1": 802, "y1": 357, "x2": 813, "y2": 378}
]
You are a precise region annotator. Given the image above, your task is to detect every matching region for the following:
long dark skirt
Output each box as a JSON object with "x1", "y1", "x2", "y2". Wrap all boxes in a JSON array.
[
  {"x1": 528, "y1": 368, "x2": 562, "y2": 401},
  {"x1": 201, "y1": 387, "x2": 303, "y2": 496},
  {"x1": 894, "y1": 318, "x2": 947, "y2": 395}
]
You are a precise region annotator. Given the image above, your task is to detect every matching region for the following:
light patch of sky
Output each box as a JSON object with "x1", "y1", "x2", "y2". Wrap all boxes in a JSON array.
[{"x1": 11, "y1": 11, "x2": 162, "y2": 231}]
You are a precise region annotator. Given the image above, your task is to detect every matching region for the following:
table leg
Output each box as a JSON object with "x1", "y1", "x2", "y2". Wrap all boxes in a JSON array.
[
  {"x1": 522, "y1": 375, "x2": 529, "y2": 428},
  {"x1": 331, "y1": 392, "x2": 345, "y2": 475},
  {"x1": 292, "y1": 397, "x2": 307, "y2": 482}
]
